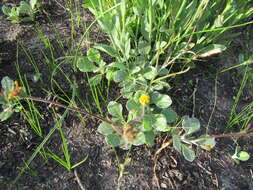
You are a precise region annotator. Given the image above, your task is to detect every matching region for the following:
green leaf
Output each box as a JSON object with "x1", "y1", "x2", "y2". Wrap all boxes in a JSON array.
[
  {"x1": 107, "y1": 101, "x2": 123, "y2": 118},
  {"x1": 89, "y1": 74, "x2": 102, "y2": 86},
  {"x1": 97, "y1": 122, "x2": 114, "y2": 135},
  {"x1": 77, "y1": 57, "x2": 98, "y2": 72},
  {"x1": 124, "y1": 36, "x2": 131, "y2": 60},
  {"x1": 162, "y1": 108, "x2": 178, "y2": 123},
  {"x1": 126, "y1": 99, "x2": 140, "y2": 111},
  {"x1": 113, "y1": 70, "x2": 128, "y2": 82},
  {"x1": 213, "y1": 15, "x2": 223, "y2": 27},
  {"x1": 108, "y1": 62, "x2": 127, "y2": 70},
  {"x1": 173, "y1": 135, "x2": 182, "y2": 153},
  {"x1": 19, "y1": 2, "x2": 32, "y2": 15},
  {"x1": 151, "y1": 92, "x2": 172, "y2": 108},
  {"x1": 140, "y1": 17, "x2": 150, "y2": 41},
  {"x1": 152, "y1": 82, "x2": 164, "y2": 91},
  {"x1": 144, "y1": 131, "x2": 155, "y2": 147},
  {"x1": 127, "y1": 110, "x2": 138, "y2": 122},
  {"x1": 87, "y1": 48, "x2": 101, "y2": 63},
  {"x1": 132, "y1": 132, "x2": 146, "y2": 146},
  {"x1": 106, "y1": 70, "x2": 114, "y2": 80},
  {"x1": 82, "y1": 0, "x2": 99, "y2": 8},
  {"x1": 143, "y1": 66, "x2": 156, "y2": 80},
  {"x1": 8, "y1": 15, "x2": 20, "y2": 23},
  {"x1": 153, "y1": 114, "x2": 169, "y2": 132},
  {"x1": 106, "y1": 134, "x2": 121, "y2": 147},
  {"x1": 143, "y1": 114, "x2": 155, "y2": 131},
  {"x1": 1, "y1": 76, "x2": 14, "y2": 95},
  {"x1": 2, "y1": 5, "x2": 12, "y2": 16},
  {"x1": 30, "y1": 0, "x2": 37, "y2": 9},
  {"x1": 0, "y1": 94, "x2": 6, "y2": 105},
  {"x1": 138, "y1": 40, "x2": 151, "y2": 55},
  {"x1": 129, "y1": 65, "x2": 141, "y2": 74},
  {"x1": 182, "y1": 144, "x2": 195, "y2": 162},
  {"x1": 94, "y1": 44, "x2": 118, "y2": 57},
  {"x1": 197, "y1": 135, "x2": 216, "y2": 151},
  {"x1": 237, "y1": 151, "x2": 250, "y2": 161},
  {"x1": 182, "y1": 116, "x2": 200, "y2": 135},
  {"x1": 155, "y1": 41, "x2": 167, "y2": 50},
  {"x1": 0, "y1": 105, "x2": 14, "y2": 121},
  {"x1": 11, "y1": 7, "x2": 18, "y2": 17}
]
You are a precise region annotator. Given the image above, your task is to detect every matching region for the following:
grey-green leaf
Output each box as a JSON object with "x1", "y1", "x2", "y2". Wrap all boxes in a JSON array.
[
  {"x1": 109, "y1": 62, "x2": 127, "y2": 70},
  {"x1": 182, "y1": 116, "x2": 200, "y2": 135},
  {"x1": 94, "y1": 44, "x2": 118, "y2": 57},
  {"x1": 1, "y1": 76, "x2": 14, "y2": 94},
  {"x1": 143, "y1": 114, "x2": 156, "y2": 131},
  {"x1": 106, "y1": 70, "x2": 114, "y2": 80},
  {"x1": 153, "y1": 114, "x2": 169, "y2": 132},
  {"x1": 132, "y1": 132, "x2": 146, "y2": 146},
  {"x1": 152, "y1": 92, "x2": 172, "y2": 108},
  {"x1": 173, "y1": 135, "x2": 182, "y2": 153},
  {"x1": 0, "y1": 105, "x2": 14, "y2": 121},
  {"x1": 89, "y1": 74, "x2": 102, "y2": 86},
  {"x1": 113, "y1": 70, "x2": 128, "y2": 82},
  {"x1": 107, "y1": 101, "x2": 123, "y2": 118},
  {"x1": 182, "y1": 144, "x2": 195, "y2": 162},
  {"x1": 162, "y1": 108, "x2": 178, "y2": 123},
  {"x1": 87, "y1": 48, "x2": 101, "y2": 63},
  {"x1": 138, "y1": 40, "x2": 151, "y2": 55},
  {"x1": 126, "y1": 99, "x2": 140, "y2": 111},
  {"x1": 197, "y1": 135, "x2": 216, "y2": 151},
  {"x1": 106, "y1": 134, "x2": 121, "y2": 147},
  {"x1": 97, "y1": 122, "x2": 114, "y2": 135},
  {"x1": 30, "y1": 0, "x2": 37, "y2": 9},
  {"x1": 2, "y1": 5, "x2": 12, "y2": 15},
  {"x1": 144, "y1": 131, "x2": 155, "y2": 147},
  {"x1": 77, "y1": 57, "x2": 98, "y2": 72},
  {"x1": 143, "y1": 66, "x2": 156, "y2": 80}
]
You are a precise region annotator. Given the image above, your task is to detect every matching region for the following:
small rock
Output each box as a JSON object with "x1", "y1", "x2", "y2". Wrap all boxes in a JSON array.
[{"x1": 161, "y1": 183, "x2": 167, "y2": 189}]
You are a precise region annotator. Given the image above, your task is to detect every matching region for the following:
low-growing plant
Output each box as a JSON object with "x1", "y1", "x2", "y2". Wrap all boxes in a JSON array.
[
  {"x1": 2, "y1": 0, "x2": 253, "y2": 163},
  {"x1": 1, "y1": 0, "x2": 39, "y2": 23},
  {"x1": 232, "y1": 146, "x2": 250, "y2": 164},
  {"x1": 2, "y1": 76, "x2": 253, "y2": 164},
  {"x1": 76, "y1": 0, "x2": 253, "y2": 162},
  {"x1": 2, "y1": 6, "x2": 253, "y2": 188},
  {"x1": 0, "y1": 76, "x2": 225, "y2": 162},
  {"x1": 98, "y1": 94, "x2": 217, "y2": 161}
]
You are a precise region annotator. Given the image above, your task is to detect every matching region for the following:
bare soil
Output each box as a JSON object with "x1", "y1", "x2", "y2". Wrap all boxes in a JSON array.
[{"x1": 0, "y1": 1, "x2": 253, "y2": 190}]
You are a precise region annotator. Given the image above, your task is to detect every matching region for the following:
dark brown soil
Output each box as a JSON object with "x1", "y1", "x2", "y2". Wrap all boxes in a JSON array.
[{"x1": 0, "y1": 1, "x2": 253, "y2": 190}]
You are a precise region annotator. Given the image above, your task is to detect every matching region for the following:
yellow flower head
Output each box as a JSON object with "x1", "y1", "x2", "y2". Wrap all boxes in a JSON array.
[
  {"x1": 8, "y1": 81, "x2": 21, "y2": 100},
  {"x1": 139, "y1": 94, "x2": 150, "y2": 105},
  {"x1": 204, "y1": 145, "x2": 213, "y2": 151}
]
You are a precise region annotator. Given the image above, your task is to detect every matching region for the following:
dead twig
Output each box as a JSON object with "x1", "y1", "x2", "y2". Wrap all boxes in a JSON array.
[{"x1": 74, "y1": 169, "x2": 86, "y2": 190}]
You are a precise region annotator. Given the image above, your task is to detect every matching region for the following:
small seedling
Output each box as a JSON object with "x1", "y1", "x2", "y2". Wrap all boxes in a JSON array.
[
  {"x1": 2, "y1": 0, "x2": 38, "y2": 23},
  {"x1": 232, "y1": 146, "x2": 250, "y2": 164}
]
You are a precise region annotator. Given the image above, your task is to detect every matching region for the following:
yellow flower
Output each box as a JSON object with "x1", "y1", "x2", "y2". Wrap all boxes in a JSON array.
[
  {"x1": 201, "y1": 144, "x2": 213, "y2": 151},
  {"x1": 139, "y1": 94, "x2": 150, "y2": 105},
  {"x1": 8, "y1": 81, "x2": 21, "y2": 100}
]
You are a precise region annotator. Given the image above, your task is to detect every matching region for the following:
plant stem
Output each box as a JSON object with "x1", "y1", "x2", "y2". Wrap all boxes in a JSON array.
[
  {"x1": 196, "y1": 128, "x2": 253, "y2": 142},
  {"x1": 24, "y1": 96, "x2": 114, "y2": 126}
]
